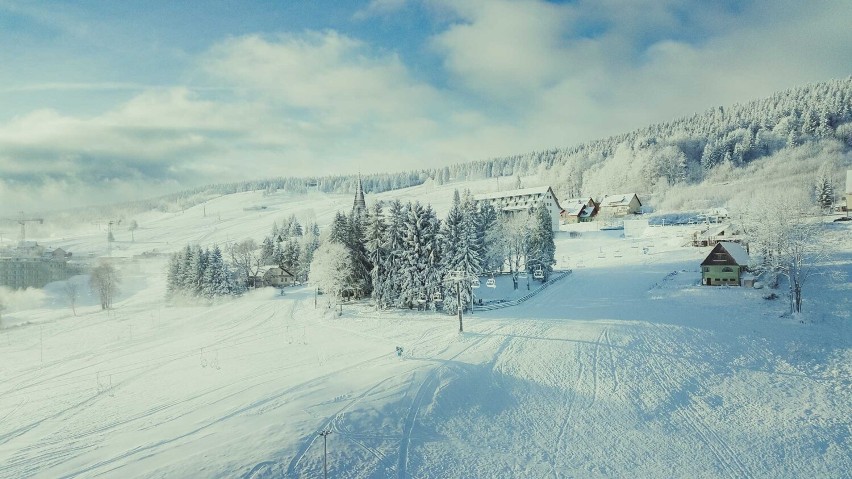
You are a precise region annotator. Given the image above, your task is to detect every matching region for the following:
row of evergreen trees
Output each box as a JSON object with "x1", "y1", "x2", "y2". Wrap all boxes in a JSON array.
[
  {"x1": 316, "y1": 190, "x2": 555, "y2": 313},
  {"x1": 259, "y1": 214, "x2": 321, "y2": 282},
  {"x1": 166, "y1": 245, "x2": 242, "y2": 300}
]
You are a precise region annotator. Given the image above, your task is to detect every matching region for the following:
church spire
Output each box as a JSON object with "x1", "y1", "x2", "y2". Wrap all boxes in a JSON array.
[{"x1": 353, "y1": 174, "x2": 366, "y2": 215}]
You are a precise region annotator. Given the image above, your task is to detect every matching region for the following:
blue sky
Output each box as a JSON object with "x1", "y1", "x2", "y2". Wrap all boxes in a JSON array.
[{"x1": 1, "y1": 0, "x2": 851, "y2": 213}]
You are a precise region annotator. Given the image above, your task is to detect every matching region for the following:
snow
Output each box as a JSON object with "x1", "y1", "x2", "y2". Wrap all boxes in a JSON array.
[
  {"x1": 1, "y1": 183, "x2": 850, "y2": 478},
  {"x1": 717, "y1": 241, "x2": 750, "y2": 266}
]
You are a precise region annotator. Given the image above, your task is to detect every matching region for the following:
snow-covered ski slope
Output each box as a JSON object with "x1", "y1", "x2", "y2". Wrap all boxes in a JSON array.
[{"x1": 1, "y1": 180, "x2": 850, "y2": 478}]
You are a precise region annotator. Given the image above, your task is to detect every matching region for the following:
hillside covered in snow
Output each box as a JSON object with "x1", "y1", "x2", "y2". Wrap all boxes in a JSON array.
[{"x1": 0, "y1": 178, "x2": 850, "y2": 478}]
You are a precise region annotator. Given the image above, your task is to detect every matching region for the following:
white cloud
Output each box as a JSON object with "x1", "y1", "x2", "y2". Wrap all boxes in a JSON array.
[
  {"x1": 428, "y1": 0, "x2": 852, "y2": 142},
  {"x1": 2, "y1": 0, "x2": 851, "y2": 216},
  {"x1": 353, "y1": 0, "x2": 409, "y2": 19}
]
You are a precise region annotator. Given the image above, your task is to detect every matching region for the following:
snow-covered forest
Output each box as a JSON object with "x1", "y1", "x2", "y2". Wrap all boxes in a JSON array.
[{"x1": 187, "y1": 190, "x2": 557, "y2": 315}]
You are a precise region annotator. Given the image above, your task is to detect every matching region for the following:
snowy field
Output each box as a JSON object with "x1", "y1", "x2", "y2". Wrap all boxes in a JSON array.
[{"x1": 1, "y1": 183, "x2": 851, "y2": 478}]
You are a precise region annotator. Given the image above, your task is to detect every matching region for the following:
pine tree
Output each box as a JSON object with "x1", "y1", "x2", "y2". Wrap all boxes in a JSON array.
[
  {"x1": 423, "y1": 204, "x2": 443, "y2": 310},
  {"x1": 399, "y1": 202, "x2": 430, "y2": 308},
  {"x1": 441, "y1": 191, "x2": 479, "y2": 313},
  {"x1": 528, "y1": 204, "x2": 556, "y2": 281},
  {"x1": 347, "y1": 211, "x2": 372, "y2": 298},
  {"x1": 178, "y1": 245, "x2": 195, "y2": 293},
  {"x1": 166, "y1": 250, "x2": 183, "y2": 299},
  {"x1": 364, "y1": 202, "x2": 388, "y2": 308},
  {"x1": 383, "y1": 200, "x2": 406, "y2": 308}
]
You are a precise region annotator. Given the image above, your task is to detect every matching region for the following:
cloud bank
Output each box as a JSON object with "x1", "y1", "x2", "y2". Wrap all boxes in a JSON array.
[{"x1": 0, "y1": 0, "x2": 850, "y2": 215}]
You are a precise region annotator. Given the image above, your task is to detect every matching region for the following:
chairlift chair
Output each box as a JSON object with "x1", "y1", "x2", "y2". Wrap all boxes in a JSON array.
[
  {"x1": 432, "y1": 291, "x2": 443, "y2": 302},
  {"x1": 486, "y1": 278, "x2": 496, "y2": 288},
  {"x1": 518, "y1": 271, "x2": 528, "y2": 279},
  {"x1": 417, "y1": 293, "x2": 427, "y2": 304},
  {"x1": 471, "y1": 278, "x2": 481, "y2": 288},
  {"x1": 533, "y1": 266, "x2": 544, "y2": 279}
]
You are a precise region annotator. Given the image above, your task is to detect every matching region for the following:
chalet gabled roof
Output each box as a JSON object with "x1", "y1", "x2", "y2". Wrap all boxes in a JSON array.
[
  {"x1": 701, "y1": 242, "x2": 750, "y2": 266},
  {"x1": 474, "y1": 186, "x2": 563, "y2": 210},
  {"x1": 600, "y1": 193, "x2": 641, "y2": 207}
]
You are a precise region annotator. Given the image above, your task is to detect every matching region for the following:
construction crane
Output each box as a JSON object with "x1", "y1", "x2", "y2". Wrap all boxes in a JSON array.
[{"x1": 0, "y1": 212, "x2": 44, "y2": 245}]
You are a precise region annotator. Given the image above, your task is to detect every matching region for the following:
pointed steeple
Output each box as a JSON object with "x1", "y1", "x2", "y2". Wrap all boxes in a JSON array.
[{"x1": 353, "y1": 174, "x2": 366, "y2": 215}]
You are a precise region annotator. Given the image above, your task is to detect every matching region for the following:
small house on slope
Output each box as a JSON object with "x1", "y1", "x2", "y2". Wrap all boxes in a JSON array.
[
  {"x1": 701, "y1": 242, "x2": 750, "y2": 286},
  {"x1": 560, "y1": 197, "x2": 598, "y2": 223},
  {"x1": 598, "y1": 193, "x2": 642, "y2": 217},
  {"x1": 262, "y1": 266, "x2": 296, "y2": 288}
]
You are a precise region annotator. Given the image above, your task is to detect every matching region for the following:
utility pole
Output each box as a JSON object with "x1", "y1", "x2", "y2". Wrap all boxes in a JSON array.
[
  {"x1": 444, "y1": 270, "x2": 476, "y2": 333},
  {"x1": 318, "y1": 429, "x2": 331, "y2": 479},
  {"x1": 456, "y1": 281, "x2": 463, "y2": 332}
]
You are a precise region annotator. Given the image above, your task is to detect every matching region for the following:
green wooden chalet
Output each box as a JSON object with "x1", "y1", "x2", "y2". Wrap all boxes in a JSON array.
[{"x1": 701, "y1": 241, "x2": 750, "y2": 286}]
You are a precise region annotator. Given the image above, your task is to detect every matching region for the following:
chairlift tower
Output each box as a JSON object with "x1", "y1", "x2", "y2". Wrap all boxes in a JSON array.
[{"x1": 107, "y1": 219, "x2": 121, "y2": 256}]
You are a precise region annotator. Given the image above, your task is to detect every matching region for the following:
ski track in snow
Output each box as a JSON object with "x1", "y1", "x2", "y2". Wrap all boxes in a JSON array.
[
  {"x1": 396, "y1": 321, "x2": 511, "y2": 479},
  {"x1": 637, "y1": 324, "x2": 753, "y2": 479},
  {"x1": 3, "y1": 186, "x2": 850, "y2": 478},
  {"x1": 1, "y1": 301, "x2": 294, "y2": 478}
]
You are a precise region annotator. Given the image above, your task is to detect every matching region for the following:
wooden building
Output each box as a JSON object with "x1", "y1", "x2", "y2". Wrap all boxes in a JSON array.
[
  {"x1": 701, "y1": 242, "x2": 750, "y2": 286},
  {"x1": 598, "y1": 193, "x2": 642, "y2": 217}
]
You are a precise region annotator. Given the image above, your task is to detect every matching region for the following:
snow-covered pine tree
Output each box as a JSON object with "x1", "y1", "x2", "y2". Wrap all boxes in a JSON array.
[
  {"x1": 328, "y1": 212, "x2": 349, "y2": 245},
  {"x1": 383, "y1": 200, "x2": 406, "y2": 307},
  {"x1": 814, "y1": 163, "x2": 835, "y2": 211},
  {"x1": 178, "y1": 245, "x2": 195, "y2": 294},
  {"x1": 440, "y1": 191, "x2": 464, "y2": 313},
  {"x1": 166, "y1": 249, "x2": 183, "y2": 299},
  {"x1": 399, "y1": 201, "x2": 430, "y2": 309},
  {"x1": 298, "y1": 222, "x2": 320, "y2": 283},
  {"x1": 441, "y1": 191, "x2": 481, "y2": 313},
  {"x1": 260, "y1": 237, "x2": 275, "y2": 265},
  {"x1": 364, "y1": 202, "x2": 388, "y2": 308},
  {"x1": 346, "y1": 211, "x2": 372, "y2": 298},
  {"x1": 422, "y1": 204, "x2": 443, "y2": 310},
  {"x1": 202, "y1": 246, "x2": 227, "y2": 298},
  {"x1": 528, "y1": 204, "x2": 556, "y2": 281},
  {"x1": 190, "y1": 246, "x2": 208, "y2": 297},
  {"x1": 461, "y1": 191, "x2": 484, "y2": 274}
]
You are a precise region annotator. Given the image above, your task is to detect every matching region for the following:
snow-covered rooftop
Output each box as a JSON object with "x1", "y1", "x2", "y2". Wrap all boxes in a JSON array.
[
  {"x1": 474, "y1": 186, "x2": 554, "y2": 202},
  {"x1": 600, "y1": 193, "x2": 638, "y2": 207},
  {"x1": 719, "y1": 241, "x2": 750, "y2": 265}
]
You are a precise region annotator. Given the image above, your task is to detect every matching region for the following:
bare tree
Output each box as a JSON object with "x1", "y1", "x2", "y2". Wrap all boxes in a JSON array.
[
  {"x1": 90, "y1": 262, "x2": 121, "y2": 310},
  {"x1": 227, "y1": 239, "x2": 263, "y2": 288},
  {"x1": 309, "y1": 242, "x2": 351, "y2": 306},
  {"x1": 740, "y1": 188, "x2": 832, "y2": 314},
  {"x1": 63, "y1": 280, "x2": 80, "y2": 316}
]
